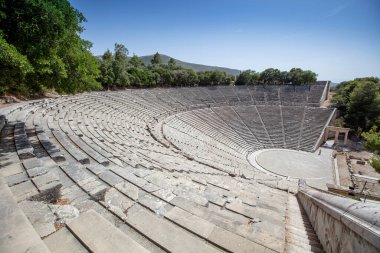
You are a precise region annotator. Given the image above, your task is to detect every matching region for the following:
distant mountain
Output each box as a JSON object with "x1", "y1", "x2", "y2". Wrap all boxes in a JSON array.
[{"x1": 138, "y1": 54, "x2": 241, "y2": 76}]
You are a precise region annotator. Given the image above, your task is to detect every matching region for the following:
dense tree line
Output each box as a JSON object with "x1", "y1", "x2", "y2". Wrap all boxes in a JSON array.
[
  {"x1": 97, "y1": 47, "x2": 318, "y2": 88},
  {"x1": 0, "y1": 0, "x2": 319, "y2": 96},
  {"x1": 98, "y1": 49, "x2": 235, "y2": 88},
  {"x1": 235, "y1": 68, "x2": 317, "y2": 85}
]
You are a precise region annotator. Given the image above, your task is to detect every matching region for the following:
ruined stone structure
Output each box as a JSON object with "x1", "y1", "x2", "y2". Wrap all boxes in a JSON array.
[{"x1": 0, "y1": 81, "x2": 379, "y2": 253}]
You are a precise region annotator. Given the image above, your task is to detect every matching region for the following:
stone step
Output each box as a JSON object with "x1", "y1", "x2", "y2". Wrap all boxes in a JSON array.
[
  {"x1": 285, "y1": 242, "x2": 325, "y2": 253},
  {"x1": 36, "y1": 127, "x2": 66, "y2": 162},
  {"x1": 170, "y1": 196, "x2": 284, "y2": 252},
  {"x1": 286, "y1": 219, "x2": 315, "y2": 230},
  {"x1": 287, "y1": 228, "x2": 321, "y2": 244},
  {"x1": 286, "y1": 236, "x2": 324, "y2": 252},
  {"x1": 67, "y1": 209, "x2": 149, "y2": 253},
  {"x1": 285, "y1": 195, "x2": 324, "y2": 253},
  {"x1": 287, "y1": 226, "x2": 320, "y2": 241},
  {"x1": 0, "y1": 176, "x2": 50, "y2": 253},
  {"x1": 52, "y1": 131, "x2": 89, "y2": 164},
  {"x1": 287, "y1": 223, "x2": 317, "y2": 234},
  {"x1": 165, "y1": 206, "x2": 274, "y2": 253},
  {"x1": 43, "y1": 227, "x2": 88, "y2": 253},
  {"x1": 125, "y1": 205, "x2": 221, "y2": 253},
  {"x1": 67, "y1": 134, "x2": 110, "y2": 166}
]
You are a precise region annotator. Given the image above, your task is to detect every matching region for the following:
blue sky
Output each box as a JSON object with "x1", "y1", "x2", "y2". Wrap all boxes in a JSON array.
[{"x1": 69, "y1": 0, "x2": 380, "y2": 82}]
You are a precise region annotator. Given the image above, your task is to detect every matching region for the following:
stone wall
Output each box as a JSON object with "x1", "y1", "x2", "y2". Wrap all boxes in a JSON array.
[
  {"x1": 319, "y1": 81, "x2": 330, "y2": 106},
  {"x1": 297, "y1": 187, "x2": 380, "y2": 253},
  {"x1": 313, "y1": 108, "x2": 337, "y2": 151}
]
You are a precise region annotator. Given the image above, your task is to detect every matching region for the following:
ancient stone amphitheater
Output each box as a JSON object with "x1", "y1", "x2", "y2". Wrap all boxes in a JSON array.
[{"x1": 1, "y1": 82, "x2": 379, "y2": 253}]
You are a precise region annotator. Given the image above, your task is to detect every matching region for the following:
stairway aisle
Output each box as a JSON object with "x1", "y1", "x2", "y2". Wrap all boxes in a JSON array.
[{"x1": 284, "y1": 194, "x2": 325, "y2": 253}]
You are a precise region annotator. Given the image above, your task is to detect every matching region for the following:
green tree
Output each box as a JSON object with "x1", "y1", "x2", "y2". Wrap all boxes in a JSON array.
[
  {"x1": 287, "y1": 68, "x2": 317, "y2": 85},
  {"x1": 333, "y1": 77, "x2": 380, "y2": 132},
  {"x1": 0, "y1": 0, "x2": 100, "y2": 94},
  {"x1": 362, "y1": 126, "x2": 380, "y2": 154},
  {"x1": 98, "y1": 50, "x2": 115, "y2": 89},
  {"x1": 362, "y1": 126, "x2": 380, "y2": 173},
  {"x1": 287, "y1": 68, "x2": 304, "y2": 85},
  {"x1": 236, "y1": 70, "x2": 259, "y2": 85},
  {"x1": 112, "y1": 43, "x2": 129, "y2": 87},
  {"x1": 346, "y1": 80, "x2": 380, "y2": 131},
  {"x1": 260, "y1": 68, "x2": 281, "y2": 84},
  {"x1": 302, "y1": 70, "x2": 317, "y2": 84},
  {"x1": 129, "y1": 54, "x2": 144, "y2": 68},
  {"x1": 279, "y1": 71, "x2": 289, "y2": 84},
  {"x1": 151, "y1": 52, "x2": 162, "y2": 65},
  {"x1": 0, "y1": 34, "x2": 33, "y2": 94},
  {"x1": 168, "y1": 58, "x2": 176, "y2": 69}
]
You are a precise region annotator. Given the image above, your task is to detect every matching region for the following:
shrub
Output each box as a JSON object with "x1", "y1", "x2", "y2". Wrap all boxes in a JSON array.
[{"x1": 370, "y1": 155, "x2": 380, "y2": 173}]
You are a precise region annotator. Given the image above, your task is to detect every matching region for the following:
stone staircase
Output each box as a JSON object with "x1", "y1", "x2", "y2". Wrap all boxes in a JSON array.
[{"x1": 285, "y1": 194, "x2": 325, "y2": 253}]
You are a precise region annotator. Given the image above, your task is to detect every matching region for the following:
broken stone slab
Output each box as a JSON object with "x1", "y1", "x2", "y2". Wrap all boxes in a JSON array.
[
  {"x1": 19, "y1": 200, "x2": 57, "y2": 238},
  {"x1": 102, "y1": 188, "x2": 134, "y2": 210},
  {"x1": 152, "y1": 188, "x2": 176, "y2": 202},
  {"x1": 49, "y1": 204, "x2": 80, "y2": 225},
  {"x1": 100, "y1": 188, "x2": 134, "y2": 220},
  {"x1": 43, "y1": 227, "x2": 88, "y2": 253},
  {"x1": 115, "y1": 181, "x2": 139, "y2": 201},
  {"x1": 89, "y1": 185, "x2": 109, "y2": 201}
]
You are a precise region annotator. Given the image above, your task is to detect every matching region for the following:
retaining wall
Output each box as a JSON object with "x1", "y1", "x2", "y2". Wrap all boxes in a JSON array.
[{"x1": 297, "y1": 186, "x2": 380, "y2": 253}]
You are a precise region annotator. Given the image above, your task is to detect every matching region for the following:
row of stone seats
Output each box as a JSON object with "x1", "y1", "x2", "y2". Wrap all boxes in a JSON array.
[
  {"x1": 162, "y1": 122, "x2": 251, "y2": 177},
  {"x1": 2, "y1": 103, "x2": 289, "y2": 252},
  {"x1": 126, "y1": 83, "x2": 328, "y2": 112},
  {"x1": 161, "y1": 105, "x2": 334, "y2": 178},
  {"x1": 0, "y1": 84, "x2": 328, "y2": 252}
]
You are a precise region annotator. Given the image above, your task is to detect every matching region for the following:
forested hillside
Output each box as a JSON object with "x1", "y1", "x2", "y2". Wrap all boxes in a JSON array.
[{"x1": 138, "y1": 54, "x2": 241, "y2": 76}]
